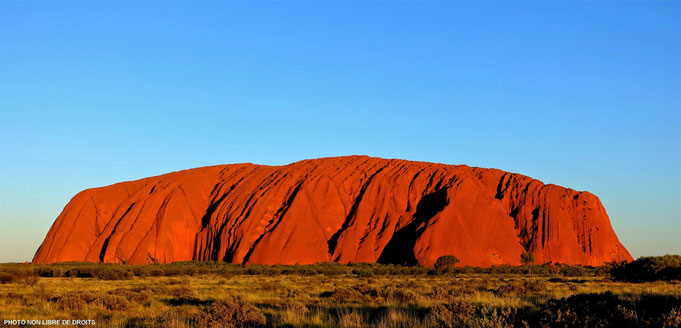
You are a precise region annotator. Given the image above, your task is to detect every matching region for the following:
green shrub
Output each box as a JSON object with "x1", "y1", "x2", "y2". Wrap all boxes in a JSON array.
[
  {"x1": 75, "y1": 267, "x2": 94, "y2": 278},
  {"x1": 610, "y1": 255, "x2": 681, "y2": 282},
  {"x1": 184, "y1": 267, "x2": 198, "y2": 276},
  {"x1": 36, "y1": 267, "x2": 63, "y2": 277},
  {"x1": 296, "y1": 267, "x2": 317, "y2": 276},
  {"x1": 352, "y1": 268, "x2": 374, "y2": 278},
  {"x1": 131, "y1": 267, "x2": 147, "y2": 276},
  {"x1": 164, "y1": 267, "x2": 182, "y2": 276},
  {"x1": 149, "y1": 268, "x2": 164, "y2": 276},
  {"x1": 93, "y1": 267, "x2": 132, "y2": 280},
  {"x1": 434, "y1": 255, "x2": 460, "y2": 269},
  {"x1": 314, "y1": 262, "x2": 349, "y2": 275},
  {"x1": 561, "y1": 265, "x2": 588, "y2": 277}
]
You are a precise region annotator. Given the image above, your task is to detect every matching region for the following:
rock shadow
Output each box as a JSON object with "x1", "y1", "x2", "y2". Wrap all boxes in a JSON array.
[{"x1": 377, "y1": 188, "x2": 448, "y2": 265}]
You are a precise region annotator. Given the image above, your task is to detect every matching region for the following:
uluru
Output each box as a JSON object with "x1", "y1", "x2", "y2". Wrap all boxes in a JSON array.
[{"x1": 33, "y1": 156, "x2": 632, "y2": 267}]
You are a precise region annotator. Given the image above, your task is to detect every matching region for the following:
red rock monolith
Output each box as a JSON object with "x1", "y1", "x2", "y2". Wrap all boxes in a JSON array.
[{"x1": 33, "y1": 156, "x2": 632, "y2": 266}]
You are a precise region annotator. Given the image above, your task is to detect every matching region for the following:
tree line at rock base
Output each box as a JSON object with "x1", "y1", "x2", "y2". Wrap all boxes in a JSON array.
[{"x1": 1, "y1": 255, "x2": 679, "y2": 282}]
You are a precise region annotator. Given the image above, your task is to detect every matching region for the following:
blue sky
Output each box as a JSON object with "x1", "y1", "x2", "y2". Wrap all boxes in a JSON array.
[{"x1": 0, "y1": 1, "x2": 679, "y2": 262}]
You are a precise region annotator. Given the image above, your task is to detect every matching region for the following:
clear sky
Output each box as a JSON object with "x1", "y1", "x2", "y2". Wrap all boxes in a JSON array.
[{"x1": 0, "y1": 1, "x2": 679, "y2": 262}]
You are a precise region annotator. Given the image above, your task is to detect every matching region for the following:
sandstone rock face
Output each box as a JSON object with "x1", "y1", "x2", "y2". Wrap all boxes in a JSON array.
[{"x1": 33, "y1": 156, "x2": 632, "y2": 266}]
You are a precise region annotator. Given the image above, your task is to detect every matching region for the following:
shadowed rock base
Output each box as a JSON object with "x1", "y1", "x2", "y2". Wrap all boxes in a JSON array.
[{"x1": 33, "y1": 156, "x2": 632, "y2": 266}]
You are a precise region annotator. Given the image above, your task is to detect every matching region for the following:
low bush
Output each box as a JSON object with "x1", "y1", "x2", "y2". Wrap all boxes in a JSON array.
[
  {"x1": 430, "y1": 302, "x2": 521, "y2": 327},
  {"x1": 352, "y1": 268, "x2": 374, "y2": 277},
  {"x1": 35, "y1": 267, "x2": 63, "y2": 277},
  {"x1": 321, "y1": 288, "x2": 364, "y2": 302},
  {"x1": 259, "y1": 280, "x2": 285, "y2": 292},
  {"x1": 380, "y1": 286, "x2": 422, "y2": 304},
  {"x1": 286, "y1": 288, "x2": 309, "y2": 299},
  {"x1": 109, "y1": 287, "x2": 152, "y2": 305},
  {"x1": 495, "y1": 280, "x2": 546, "y2": 295},
  {"x1": 0, "y1": 272, "x2": 17, "y2": 284},
  {"x1": 149, "y1": 268, "x2": 164, "y2": 276},
  {"x1": 98, "y1": 295, "x2": 130, "y2": 311},
  {"x1": 22, "y1": 275, "x2": 39, "y2": 286},
  {"x1": 559, "y1": 264, "x2": 590, "y2": 277},
  {"x1": 428, "y1": 301, "x2": 476, "y2": 327},
  {"x1": 660, "y1": 307, "x2": 681, "y2": 328},
  {"x1": 286, "y1": 301, "x2": 309, "y2": 316},
  {"x1": 469, "y1": 306, "x2": 519, "y2": 328},
  {"x1": 51, "y1": 268, "x2": 63, "y2": 277},
  {"x1": 131, "y1": 267, "x2": 148, "y2": 277},
  {"x1": 536, "y1": 292, "x2": 681, "y2": 327},
  {"x1": 431, "y1": 286, "x2": 456, "y2": 301},
  {"x1": 314, "y1": 262, "x2": 349, "y2": 275},
  {"x1": 194, "y1": 297, "x2": 266, "y2": 328},
  {"x1": 171, "y1": 286, "x2": 196, "y2": 299},
  {"x1": 56, "y1": 292, "x2": 87, "y2": 311}
]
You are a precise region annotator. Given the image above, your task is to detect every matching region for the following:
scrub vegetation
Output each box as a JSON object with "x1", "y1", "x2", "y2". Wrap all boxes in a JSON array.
[{"x1": 0, "y1": 256, "x2": 680, "y2": 327}]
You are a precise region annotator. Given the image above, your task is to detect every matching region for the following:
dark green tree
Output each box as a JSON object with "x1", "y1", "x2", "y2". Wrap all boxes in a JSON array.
[
  {"x1": 521, "y1": 252, "x2": 535, "y2": 265},
  {"x1": 521, "y1": 251, "x2": 535, "y2": 278},
  {"x1": 610, "y1": 255, "x2": 681, "y2": 282},
  {"x1": 434, "y1": 255, "x2": 460, "y2": 270}
]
